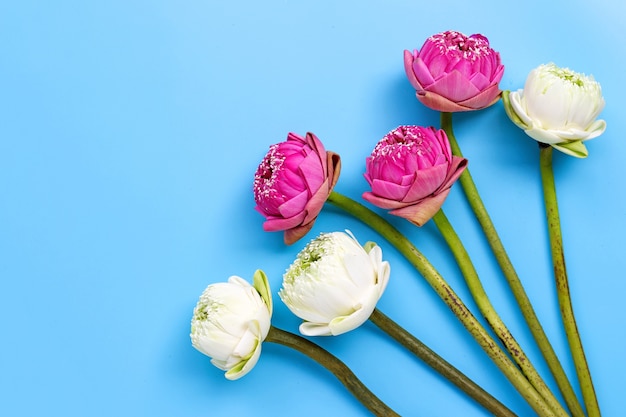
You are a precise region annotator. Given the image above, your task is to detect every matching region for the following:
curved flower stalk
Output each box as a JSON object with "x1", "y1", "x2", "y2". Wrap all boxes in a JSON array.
[
  {"x1": 440, "y1": 112, "x2": 585, "y2": 417},
  {"x1": 264, "y1": 327, "x2": 400, "y2": 417},
  {"x1": 362, "y1": 125, "x2": 467, "y2": 226},
  {"x1": 503, "y1": 63, "x2": 606, "y2": 158},
  {"x1": 404, "y1": 30, "x2": 504, "y2": 112},
  {"x1": 539, "y1": 145, "x2": 600, "y2": 417},
  {"x1": 253, "y1": 132, "x2": 341, "y2": 245},
  {"x1": 190, "y1": 270, "x2": 273, "y2": 380},
  {"x1": 280, "y1": 230, "x2": 516, "y2": 417},
  {"x1": 367, "y1": 309, "x2": 516, "y2": 417},
  {"x1": 326, "y1": 191, "x2": 566, "y2": 417},
  {"x1": 430, "y1": 209, "x2": 567, "y2": 416},
  {"x1": 191, "y1": 270, "x2": 399, "y2": 416},
  {"x1": 359, "y1": 121, "x2": 567, "y2": 414},
  {"x1": 502, "y1": 63, "x2": 605, "y2": 417}
]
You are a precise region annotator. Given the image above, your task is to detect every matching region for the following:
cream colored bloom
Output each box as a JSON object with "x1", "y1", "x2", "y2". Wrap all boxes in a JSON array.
[
  {"x1": 190, "y1": 270, "x2": 272, "y2": 380},
  {"x1": 279, "y1": 231, "x2": 390, "y2": 336},
  {"x1": 504, "y1": 63, "x2": 606, "y2": 158}
]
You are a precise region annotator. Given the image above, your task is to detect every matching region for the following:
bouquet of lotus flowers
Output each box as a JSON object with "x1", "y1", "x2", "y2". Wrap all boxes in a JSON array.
[{"x1": 190, "y1": 30, "x2": 605, "y2": 417}]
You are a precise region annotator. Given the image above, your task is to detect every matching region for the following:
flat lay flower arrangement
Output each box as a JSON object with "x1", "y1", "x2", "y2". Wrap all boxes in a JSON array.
[{"x1": 190, "y1": 30, "x2": 606, "y2": 416}]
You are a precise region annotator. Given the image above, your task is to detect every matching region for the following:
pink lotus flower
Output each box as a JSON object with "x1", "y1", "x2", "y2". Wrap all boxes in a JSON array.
[
  {"x1": 404, "y1": 30, "x2": 504, "y2": 112},
  {"x1": 253, "y1": 132, "x2": 341, "y2": 245},
  {"x1": 362, "y1": 125, "x2": 467, "y2": 226}
]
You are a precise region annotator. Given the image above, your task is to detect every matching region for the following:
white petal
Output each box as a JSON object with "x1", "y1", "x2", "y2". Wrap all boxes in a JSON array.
[
  {"x1": 526, "y1": 82, "x2": 570, "y2": 129},
  {"x1": 508, "y1": 90, "x2": 533, "y2": 128},
  {"x1": 328, "y1": 285, "x2": 382, "y2": 336},
  {"x1": 192, "y1": 326, "x2": 240, "y2": 360},
  {"x1": 342, "y1": 249, "x2": 376, "y2": 288},
  {"x1": 299, "y1": 322, "x2": 333, "y2": 336},
  {"x1": 376, "y1": 260, "x2": 391, "y2": 292},
  {"x1": 524, "y1": 127, "x2": 564, "y2": 145},
  {"x1": 583, "y1": 119, "x2": 607, "y2": 140},
  {"x1": 232, "y1": 325, "x2": 260, "y2": 359},
  {"x1": 225, "y1": 340, "x2": 263, "y2": 380},
  {"x1": 566, "y1": 89, "x2": 601, "y2": 128}
]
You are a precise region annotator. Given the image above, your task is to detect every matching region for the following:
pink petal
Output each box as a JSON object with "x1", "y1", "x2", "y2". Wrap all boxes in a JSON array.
[
  {"x1": 399, "y1": 172, "x2": 417, "y2": 186},
  {"x1": 449, "y1": 58, "x2": 471, "y2": 77},
  {"x1": 404, "y1": 50, "x2": 422, "y2": 90},
  {"x1": 435, "y1": 129, "x2": 453, "y2": 160},
  {"x1": 492, "y1": 64, "x2": 505, "y2": 83},
  {"x1": 301, "y1": 178, "x2": 330, "y2": 225},
  {"x1": 284, "y1": 221, "x2": 315, "y2": 246},
  {"x1": 326, "y1": 151, "x2": 341, "y2": 191},
  {"x1": 370, "y1": 178, "x2": 411, "y2": 201},
  {"x1": 456, "y1": 83, "x2": 501, "y2": 110},
  {"x1": 262, "y1": 211, "x2": 307, "y2": 232},
  {"x1": 286, "y1": 132, "x2": 305, "y2": 143},
  {"x1": 278, "y1": 168, "x2": 306, "y2": 196},
  {"x1": 426, "y1": 70, "x2": 480, "y2": 102},
  {"x1": 416, "y1": 91, "x2": 471, "y2": 112},
  {"x1": 426, "y1": 55, "x2": 451, "y2": 80},
  {"x1": 436, "y1": 156, "x2": 467, "y2": 193},
  {"x1": 468, "y1": 71, "x2": 490, "y2": 91},
  {"x1": 383, "y1": 162, "x2": 410, "y2": 183},
  {"x1": 277, "y1": 190, "x2": 309, "y2": 218},
  {"x1": 402, "y1": 164, "x2": 448, "y2": 202},
  {"x1": 389, "y1": 190, "x2": 452, "y2": 226},
  {"x1": 412, "y1": 57, "x2": 436, "y2": 86},
  {"x1": 305, "y1": 132, "x2": 328, "y2": 173},
  {"x1": 362, "y1": 191, "x2": 408, "y2": 210},
  {"x1": 299, "y1": 151, "x2": 324, "y2": 194}
]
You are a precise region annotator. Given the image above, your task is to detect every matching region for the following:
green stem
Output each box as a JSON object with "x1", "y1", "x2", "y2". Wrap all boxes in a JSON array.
[
  {"x1": 432, "y1": 209, "x2": 567, "y2": 416},
  {"x1": 539, "y1": 145, "x2": 601, "y2": 417},
  {"x1": 441, "y1": 111, "x2": 585, "y2": 417},
  {"x1": 327, "y1": 191, "x2": 557, "y2": 417},
  {"x1": 369, "y1": 308, "x2": 516, "y2": 417},
  {"x1": 265, "y1": 325, "x2": 400, "y2": 417}
]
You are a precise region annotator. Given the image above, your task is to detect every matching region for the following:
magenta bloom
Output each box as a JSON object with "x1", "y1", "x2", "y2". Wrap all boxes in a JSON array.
[
  {"x1": 362, "y1": 126, "x2": 467, "y2": 226},
  {"x1": 253, "y1": 132, "x2": 341, "y2": 245},
  {"x1": 404, "y1": 30, "x2": 504, "y2": 112}
]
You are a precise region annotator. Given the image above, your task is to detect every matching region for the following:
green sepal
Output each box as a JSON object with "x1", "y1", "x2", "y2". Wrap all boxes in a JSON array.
[
  {"x1": 363, "y1": 241, "x2": 377, "y2": 254},
  {"x1": 253, "y1": 269, "x2": 273, "y2": 316},
  {"x1": 552, "y1": 140, "x2": 589, "y2": 158},
  {"x1": 501, "y1": 90, "x2": 528, "y2": 130}
]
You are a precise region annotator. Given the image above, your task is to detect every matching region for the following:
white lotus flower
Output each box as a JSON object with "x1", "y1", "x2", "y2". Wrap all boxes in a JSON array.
[
  {"x1": 503, "y1": 62, "x2": 606, "y2": 158},
  {"x1": 190, "y1": 270, "x2": 272, "y2": 380},
  {"x1": 279, "y1": 231, "x2": 390, "y2": 336}
]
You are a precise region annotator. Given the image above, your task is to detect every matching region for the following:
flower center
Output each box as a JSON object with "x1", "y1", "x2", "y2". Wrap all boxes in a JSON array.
[
  {"x1": 284, "y1": 233, "x2": 334, "y2": 281},
  {"x1": 193, "y1": 295, "x2": 224, "y2": 323},
  {"x1": 546, "y1": 64, "x2": 586, "y2": 87},
  {"x1": 371, "y1": 126, "x2": 431, "y2": 159},
  {"x1": 429, "y1": 30, "x2": 491, "y2": 61},
  {"x1": 253, "y1": 144, "x2": 286, "y2": 205}
]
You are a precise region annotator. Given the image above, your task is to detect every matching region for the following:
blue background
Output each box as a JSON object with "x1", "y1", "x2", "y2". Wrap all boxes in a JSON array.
[{"x1": 1, "y1": 1, "x2": 624, "y2": 416}]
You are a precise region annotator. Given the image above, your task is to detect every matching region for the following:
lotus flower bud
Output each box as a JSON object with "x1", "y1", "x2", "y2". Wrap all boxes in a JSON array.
[
  {"x1": 279, "y1": 231, "x2": 390, "y2": 336},
  {"x1": 254, "y1": 132, "x2": 341, "y2": 245},
  {"x1": 503, "y1": 63, "x2": 606, "y2": 158},
  {"x1": 190, "y1": 270, "x2": 272, "y2": 380},
  {"x1": 362, "y1": 125, "x2": 467, "y2": 226},
  {"x1": 404, "y1": 30, "x2": 504, "y2": 112}
]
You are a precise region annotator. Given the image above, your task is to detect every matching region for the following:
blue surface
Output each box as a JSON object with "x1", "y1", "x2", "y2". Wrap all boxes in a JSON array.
[{"x1": 1, "y1": 1, "x2": 624, "y2": 416}]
